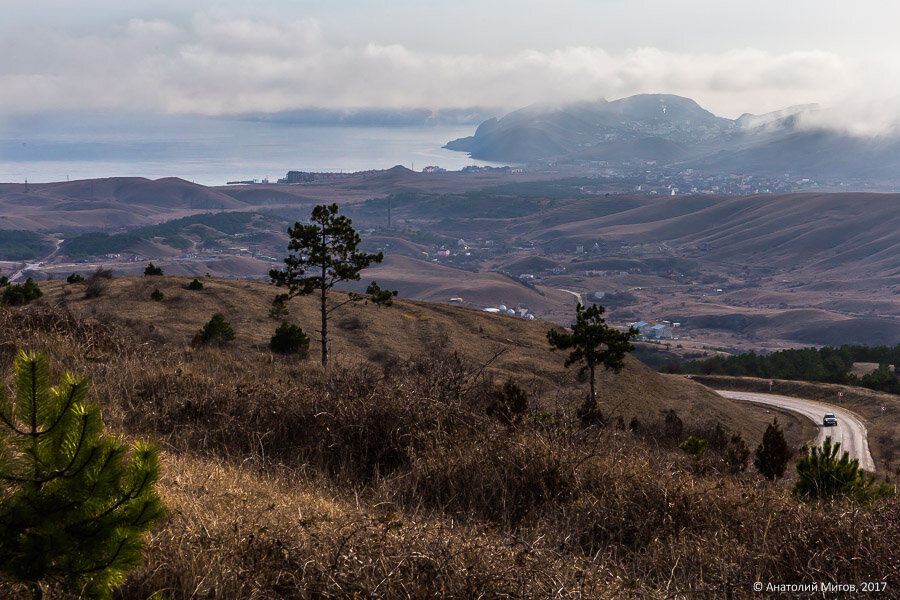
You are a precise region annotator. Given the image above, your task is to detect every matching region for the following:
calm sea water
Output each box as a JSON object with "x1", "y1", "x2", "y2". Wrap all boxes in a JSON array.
[{"x1": 0, "y1": 114, "x2": 500, "y2": 186}]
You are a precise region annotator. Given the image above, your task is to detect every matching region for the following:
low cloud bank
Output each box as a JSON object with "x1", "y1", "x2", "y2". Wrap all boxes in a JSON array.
[{"x1": 2, "y1": 14, "x2": 899, "y2": 136}]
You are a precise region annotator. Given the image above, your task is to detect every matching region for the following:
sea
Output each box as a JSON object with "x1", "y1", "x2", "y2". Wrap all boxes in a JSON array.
[{"x1": 0, "y1": 114, "x2": 503, "y2": 186}]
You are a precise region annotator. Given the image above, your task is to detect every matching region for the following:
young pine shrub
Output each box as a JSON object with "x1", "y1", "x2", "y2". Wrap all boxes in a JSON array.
[
  {"x1": 150, "y1": 288, "x2": 165, "y2": 302},
  {"x1": 187, "y1": 278, "x2": 204, "y2": 291},
  {"x1": 0, "y1": 351, "x2": 165, "y2": 600},
  {"x1": 269, "y1": 322, "x2": 310, "y2": 356},
  {"x1": 143, "y1": 263, "x2": 163, "y2": 276},
  {"x1": 679, "y1": 435, "x2": 707, "y2": 461},
  {"x1": 195, "y1": 313, "x2": 236, "y2": 346},
  {"x1": 365, "y1": 281, "x2": 398, "y2": 307},
  {"x1": 794, "y1": 436, "x2": 894, "y2": 502},
  {"x1": 754, "y1": 417, "x2": 791, "y2": 480},
  {"x1": 66, "y1": 273, "x2": 84, "y2": 284},
  {"x1": 1, "y1": 278, "x2": 43, "y2": 307}
]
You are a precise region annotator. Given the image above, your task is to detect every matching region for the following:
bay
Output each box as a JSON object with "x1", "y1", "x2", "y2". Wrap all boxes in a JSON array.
[{"x1": 0, "y1": 114, "x2": 501, "y2": 186}]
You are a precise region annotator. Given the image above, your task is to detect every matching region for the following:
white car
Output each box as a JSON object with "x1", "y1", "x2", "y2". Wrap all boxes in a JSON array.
[{"x1": 823, "y1": 413, "x2": 838, "y2": 427}]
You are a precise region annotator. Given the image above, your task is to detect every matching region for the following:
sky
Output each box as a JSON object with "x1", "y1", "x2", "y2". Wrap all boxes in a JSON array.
[{"x1": 4, "y1": 1, "x2": 900, "y2": 132}]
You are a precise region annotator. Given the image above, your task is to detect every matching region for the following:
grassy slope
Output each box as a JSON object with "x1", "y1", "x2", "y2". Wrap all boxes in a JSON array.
[
  {"x1": 0, "y1": 278, "x2": 895, "y2": 599},
  {"x1": 38, "y1": 276, "x2": 766, "y2": 437}
]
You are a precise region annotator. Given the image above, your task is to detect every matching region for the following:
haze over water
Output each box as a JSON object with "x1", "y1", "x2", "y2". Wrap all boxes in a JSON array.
[{"x1": 0, "y1": 115, "x2": 501, "y2": 186}]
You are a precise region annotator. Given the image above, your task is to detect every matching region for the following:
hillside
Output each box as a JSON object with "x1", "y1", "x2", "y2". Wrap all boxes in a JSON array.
[
  {"x1": 0, "y1": 177, "x2": 247, "y2": 230},
  {"x1": 33, "y1": 275, "x2": 766, "y2": 434},
  {"x1": 1, "y1": 278, "x2": 894, "y2": 598}
]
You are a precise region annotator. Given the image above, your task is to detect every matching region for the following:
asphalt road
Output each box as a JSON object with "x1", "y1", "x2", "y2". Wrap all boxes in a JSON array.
[{"x1": 716, "y1": 390, "x2": 876, "y2": 472}]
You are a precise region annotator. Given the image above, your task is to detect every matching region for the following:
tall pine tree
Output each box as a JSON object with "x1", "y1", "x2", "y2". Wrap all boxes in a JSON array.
[
  {"x1": 547, "y1": 303, "x2": 636, "y2": 415},
  {"x1": 271, "y1": 204, "x2": 383, "y2": 366},
  {"x1": 0, "y1": 351, "x2": 165, "y2": 599}
]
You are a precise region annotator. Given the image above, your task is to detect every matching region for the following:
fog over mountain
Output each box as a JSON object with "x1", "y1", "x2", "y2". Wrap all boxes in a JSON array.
[{"x1": 445, "y1": 94, "x2": 900, "y2": 183}]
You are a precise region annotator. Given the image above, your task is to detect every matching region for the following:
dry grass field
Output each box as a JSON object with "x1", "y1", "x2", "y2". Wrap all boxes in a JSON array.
[{"x1": 0, "y1": 276, "x2": 896, "y2": 598}]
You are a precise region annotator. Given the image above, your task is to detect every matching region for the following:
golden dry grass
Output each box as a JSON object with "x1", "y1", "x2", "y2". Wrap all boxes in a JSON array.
[
  {"x1": 36, "y1": 276, "x2": 769, "y2": 440},
  {"x1": 0, "y1": 281, "x2": 896, "y2": 599}
]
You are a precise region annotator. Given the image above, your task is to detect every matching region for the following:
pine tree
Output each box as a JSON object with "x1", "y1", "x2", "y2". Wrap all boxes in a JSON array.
[
  {"x1": 547, "y1": 303, "x2": 636, "y2": 411},
  {"x1": 270, "y1": 322, "x2": 310, "y2": 356},
  {"x1": 365, "y1": 281, "x2": 398, "y2": 307},
  {"x1": 197, "y1": 313, "x2": 236, "y2": 345},
  {"x1": 0, "y1": 351, "x2": 165, "y2": 599},
  {"x1": 794, "y1": 436, "x2": 894, "y2": 501},
  {"x1": 270, "y1": 204, "x2": 383, "y2": 366},
  {"x1": 143, "y1": 263, "x2": 163, "y2": 276},
  {"x1": 754, "y1": 417, "x2": 791, "y2": 480}
]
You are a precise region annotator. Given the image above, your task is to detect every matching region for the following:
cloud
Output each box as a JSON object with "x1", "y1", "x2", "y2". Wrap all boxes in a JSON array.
[{"x1": 2, "y1": 13, "x2": 899, "y2": 134}]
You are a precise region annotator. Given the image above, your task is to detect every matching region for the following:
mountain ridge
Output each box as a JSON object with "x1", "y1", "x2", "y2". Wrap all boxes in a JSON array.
[{"x1": 445, "y1": 94, "x2": 900, "y2": 183}]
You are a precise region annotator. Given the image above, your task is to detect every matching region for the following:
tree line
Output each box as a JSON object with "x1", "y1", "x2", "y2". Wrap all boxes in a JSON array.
[{"x1": 681, "y1": 344, "x2": 900, "y2": 394}]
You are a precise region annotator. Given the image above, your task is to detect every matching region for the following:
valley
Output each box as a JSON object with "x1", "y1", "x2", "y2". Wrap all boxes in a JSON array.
[{"x1": 1, "y1": 170, "x2": 897, "y2": 364}]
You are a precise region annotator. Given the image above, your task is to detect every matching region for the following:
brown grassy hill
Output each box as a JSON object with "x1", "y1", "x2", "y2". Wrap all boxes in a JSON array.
[
  {"x1": 1, "y1": 278, "x2": 895, "y2": 599},
  {"x1": 536, "y1": 192, "x2": 900, "y2": 277},
  {"x1": 0, "y1": 177, "x2": 248, "y2": 229},
  {"x1": 35, "y1": 275, "x2": 767, "y2": 437}
]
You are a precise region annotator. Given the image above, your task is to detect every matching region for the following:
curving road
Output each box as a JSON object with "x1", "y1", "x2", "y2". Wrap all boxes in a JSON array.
[{"x1": 716, "y1": 390, "x2": 875, "y2": 472}]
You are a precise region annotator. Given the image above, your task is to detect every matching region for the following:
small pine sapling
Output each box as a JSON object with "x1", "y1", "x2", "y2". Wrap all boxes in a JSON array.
[
  {"x1": 66, "y1": 273, "x2": 85, "y2": 284},
  {"x1": 187, "y1": 278, "x2": 204, "y2": 290},
  {"x1": 150, "y1": 288, "x2": 164, "y2": 301},
  {"x1": 754, "y1": 417, "x2": 791, "y2": 480},
  {"x1": 679, "y1": 435, "x2": 707, "y2": 461},
  {"x1": 0, "y1": 351, "x2": 165, "y2": 599},
  {"x1": 794, "y1": 436, "x2": 894, "y2": 502},
  {"x1": 196, "y1": 313, "x2": 236, "y2": 345}
]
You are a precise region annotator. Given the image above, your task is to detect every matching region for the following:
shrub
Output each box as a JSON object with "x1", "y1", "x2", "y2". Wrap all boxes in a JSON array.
[
  {"x1": 187, "y1": 278, "x2": 204, "y2": 290},
  {"x1": 663, "y1": 409, "x2": 683, "y2": 440},
  {"x1": 794, "y1": 436, "x2": 894, "y2": 502},
  {"x1": 366, "y1": 280, "x2": 398, "y2": 307},
  {"x1": 66, "y1": 273, "x2": 85, "y2": 283},
  {"x1": 0, "y1": 350, "x2": 165, "y2": 599},
  {"x1": 723, "y1": 433, "x2": 750, "y2": 473},
  {"x1": 144, "y1": 263, "x2": 163, "y2": 276},
  {"x1": 196, "y1": 313, "x2": 236, "y2": 345},
  {"x1": 150, "y1": 288, "x2": 165, "y2": 302},
  {"x1": 679, "y1": 436, "x2": 707, "y2": 461},
  {"x1": 754, "y1": 417, "x2": 790, "y2": 480},
  {"x1": 269, "y1": 322, "x2": 310, "y2": 356},
  {"x1": 84, "y1": 268, "x2": 113, "y2": 299},
  {"x1": 1, "y1": 277, "x2": 43, "y2": 306},
  {"x1": 486, "y1": 378, "x2": 529, "y2": 425}
]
